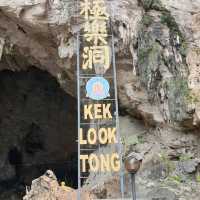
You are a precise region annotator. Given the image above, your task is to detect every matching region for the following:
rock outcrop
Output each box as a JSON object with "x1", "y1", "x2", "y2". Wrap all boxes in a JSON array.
[
  {"x1": 0, "y1": 0, "x2": 200, "y2": 200},
  {"x1": 23, "y1": 170, "x2": 95, "y2": 200},
  {"x1": 0, "y1": 0, "x2": 199, "y2": 127}
]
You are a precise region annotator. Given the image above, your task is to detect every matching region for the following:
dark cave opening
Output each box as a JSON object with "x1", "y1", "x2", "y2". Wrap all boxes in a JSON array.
[{"x1": 0, "y1": 67, "x2": 78, "y2": 197}]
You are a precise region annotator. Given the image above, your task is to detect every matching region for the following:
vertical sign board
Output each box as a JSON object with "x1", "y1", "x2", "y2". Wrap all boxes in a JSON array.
[{"x1": 77, "y1": 0, "x2": 124, "y2": 199}]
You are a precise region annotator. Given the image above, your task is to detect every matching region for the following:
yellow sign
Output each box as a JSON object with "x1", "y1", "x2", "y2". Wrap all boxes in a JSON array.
[
  {"x1": 80, "y1": 153, "x2": 120, "y2": 172},
  {"x1": 80, "y1": 0, "x2": 109, "y2": 20},
  {"x1": 80, "y1": 0, "x2": 120, "y2": 173},
  {"x1": 81, "y1": 0, "x2": 110, "y2": 72},
  {"x1": 82, "y1": 46, "x2": 110, "y2": 70},
  {"x1": 84, "y1": 103, "x2": 112, "y2": 119},
  {"x1": 80, "y1": 127, "x2": 117, "y2": 145}
]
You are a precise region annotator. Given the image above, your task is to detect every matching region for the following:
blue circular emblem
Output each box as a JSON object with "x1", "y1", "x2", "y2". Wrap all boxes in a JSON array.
[{"x1": 86, "y1": 77, "x2": 110, "y2": 100}]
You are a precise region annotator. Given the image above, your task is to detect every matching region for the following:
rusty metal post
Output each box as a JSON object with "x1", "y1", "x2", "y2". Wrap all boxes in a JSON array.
[
  {"x1": 131, "y1": 173, "x2": 136, "y2": 200},
  {"x1": 125, "y1": 152, "x2": 143, "y2": 200}
]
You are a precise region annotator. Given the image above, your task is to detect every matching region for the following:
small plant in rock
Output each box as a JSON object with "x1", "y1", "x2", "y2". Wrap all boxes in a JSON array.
[
  {"x1": 142, "y1": 15, "x2": 154, "y2": 27},
  {"x1": 122, "y1": 135, "x2": 145, "y2": 156},
  {"x1": 158, "y1": 152, "x2": 175, "y2": 175},
  {"x1": 122, "y1": 135, "x2": 145, "y2": 146},
  {"x1": 179, "y1": 154, "x2": 193, "y2": 161},
  {"x1": 122, "y1": 135, "x2": 138, "y2": 155},
  {"x1": 160, "y1": 10, "x2": 188, "y2": 58},
  {"x1": 185, "y1": 90, "x2": 199, "y2": 104},
  {"x1": 196, "y1": 174, "x2": 200, "y2": 183},
  {"x1": 138, "y1": 135, "x2": 145, "y2": 144},
  {"x1": 141, "y1": 0, "x2": 164, "y2": 11},
  {"x1": 160, "y1": 12, "x2": 177, "y2": 30},
  {"x1": 168, "y1": 175, "x2": 183, "y2": 184}
]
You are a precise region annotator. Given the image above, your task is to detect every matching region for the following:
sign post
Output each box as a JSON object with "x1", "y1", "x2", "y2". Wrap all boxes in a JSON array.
[{"x1": 77, "y1": 0, "x2": 124, "y2": 199}]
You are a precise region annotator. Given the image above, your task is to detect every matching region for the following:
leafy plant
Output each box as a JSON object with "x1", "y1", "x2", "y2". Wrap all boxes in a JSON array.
[
  {"x1": 168, "y1": 175, "x2": 182, "y2": 184},
  {"x1": 160, "y1": 10, "x2": 188, "y2": 57},
  {"x1": 122, "y1": 135, "x2": 138, "y2": 146},
  {"x1": 138, "y1": 135, "x2": 145, "y2": 144},
  {"x1": 141, "y1": 0, "x2": 164, "y2": 11},
  {"x1": 158, "y1": 152, "x2": 175, "y2": 174},
  {"x1": 179, "y1": 154, "x2": 192, "y2": 161},
  {"x1": 196, "y1": 174, "x2": 200, "y2": 183},
  {"x1": 122, "y1": 135, "x2": 145, "y2": 155},
  {"x1": 185, "y1": 90, "x2": 199, "y2": 104}
]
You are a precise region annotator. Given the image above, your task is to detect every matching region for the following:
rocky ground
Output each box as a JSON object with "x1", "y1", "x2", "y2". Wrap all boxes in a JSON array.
[{"x1": 0, "y1": 0, "x2": 200, "y2": 199}]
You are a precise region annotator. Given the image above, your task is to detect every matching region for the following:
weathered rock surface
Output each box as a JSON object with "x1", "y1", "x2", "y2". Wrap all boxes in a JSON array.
[
  {"x1": 147, "y1": 187, "x2": 177, "y2": 200},
  {"x1": 23, "y1": 170, "x2": 95, "y2": 200},
  {"x1": 0, "y1": 0, "x2": 200, "y2": 200},
  {"x1": 0, "y1": 0, "x2": 199, "y2": 127},
  {"x1": 84, "y1": 116, "x2": 200, "y2": 200}
]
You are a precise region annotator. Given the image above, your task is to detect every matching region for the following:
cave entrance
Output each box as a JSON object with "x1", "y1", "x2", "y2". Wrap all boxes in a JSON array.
[{"x1": 0, "y1": 67, "x2": 78, "y2": 191}]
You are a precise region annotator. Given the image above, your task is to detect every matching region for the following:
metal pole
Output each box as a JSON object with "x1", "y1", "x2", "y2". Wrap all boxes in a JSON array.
[
  {"x1": 131, "y1": 173, "x2": 136, "y2": 200},
  {"x1": 111, "y1": 32, "x2": 125, "y2": 199},
  {"x1": 76, "y1": 32, "x2": 81, "y2": 200}
]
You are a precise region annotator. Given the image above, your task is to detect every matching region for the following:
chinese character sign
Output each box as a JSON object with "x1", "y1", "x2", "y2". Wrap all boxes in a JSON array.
[
  {"x1": 80, "y1": 0, "x2": 111, "y2": 74},
  {"x1": 77, "y1": 0, "x2": 123, "y2": 197}
]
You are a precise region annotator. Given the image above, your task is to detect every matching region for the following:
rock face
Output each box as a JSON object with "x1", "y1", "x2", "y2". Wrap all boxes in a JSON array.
[
  {"x1": 0, "y1": 0, "x2": 200, "y2": 126},
  {"x1": 0, "y1": 0, "x2": 200, "y2": 200},
  {"x1": 84, "y1": 116, "x2": 200, "y2": 200},
  {"x1": 23, "y1": 170, "x2": 95, "y2": 200}
]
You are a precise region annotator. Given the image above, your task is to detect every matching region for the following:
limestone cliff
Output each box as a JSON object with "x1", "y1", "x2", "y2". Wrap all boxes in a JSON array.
[
  {"x1": 0, "y1": 0, "x2": 200, "y2": 200},
  {"x1": 0, "y1": 0, "x2": 200, "y2": 127}
]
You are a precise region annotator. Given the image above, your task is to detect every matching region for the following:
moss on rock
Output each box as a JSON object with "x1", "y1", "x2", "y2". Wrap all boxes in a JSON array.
[
  {"x1": 141, "y1": 15, "x2": 154, "y2": 27},
  {"x1": 168, "y1": 78, "x2": 190, "y2": 121},
  {"x1": 140, "y1": 0, "x2": 165, "y2": 11},
  {"x1": 160, "y1": 11, "x2": 188, "y2": 57}
]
